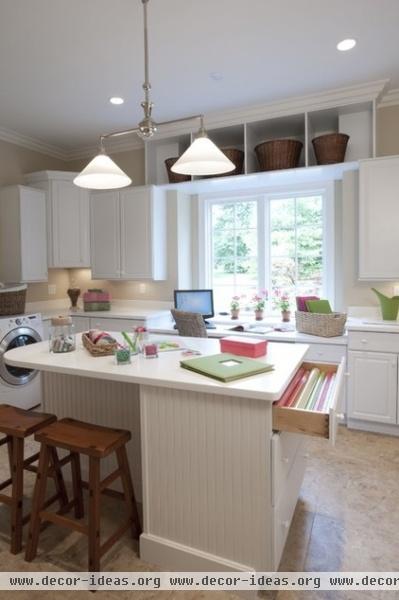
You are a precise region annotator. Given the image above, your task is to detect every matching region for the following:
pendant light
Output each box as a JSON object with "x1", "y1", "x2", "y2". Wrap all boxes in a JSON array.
[{"x1": 74, "y1": 0, "x2": 234, "y2": 190}]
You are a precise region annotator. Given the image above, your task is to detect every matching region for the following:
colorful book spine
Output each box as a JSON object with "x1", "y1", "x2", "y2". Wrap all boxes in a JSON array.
[
  {"x1": 277, "y1": 368, "x2": 306, "y2": 406},
  {"x1": 305, "y1": 371, "x2": 326, "y2": 411},
  {"x1": 294, "y1": 368, "x2": 320, "y2": 409}
]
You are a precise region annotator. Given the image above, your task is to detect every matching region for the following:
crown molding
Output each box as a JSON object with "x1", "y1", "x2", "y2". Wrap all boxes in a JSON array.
[
  {"x1": 378, "y1": 88, "x2": 399, "y2": 108},
  {"x1": 0, "y1": 79, "x2": 390, "y2": 161},
  {"x1": 0, "y1": 126, "x2": 68, "y2": 160}
]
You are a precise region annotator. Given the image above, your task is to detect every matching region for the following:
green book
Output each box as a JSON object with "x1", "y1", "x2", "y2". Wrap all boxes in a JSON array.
[{"x1": 180, "y1": 353, "x2": 274, "y2": 383}]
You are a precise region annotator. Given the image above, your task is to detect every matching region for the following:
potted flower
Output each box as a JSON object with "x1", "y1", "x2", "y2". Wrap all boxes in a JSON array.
[
  {"x1": 273, "y1": 290, "x2": 291, "y2": 322},
  {"x1": 252, "y1": 290, "x2": 268, "y2": 321},
  {"x1": 230, "y1": 295, "x2": 241, "y2": 320}
]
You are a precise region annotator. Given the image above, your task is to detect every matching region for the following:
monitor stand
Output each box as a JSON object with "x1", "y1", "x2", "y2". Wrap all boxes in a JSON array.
[{"x1": 204, "y1": 320, "x2": 216, "y2": 329}]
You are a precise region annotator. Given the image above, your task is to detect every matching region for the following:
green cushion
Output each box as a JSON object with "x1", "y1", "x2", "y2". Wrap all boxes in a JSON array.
[{"x1": 305, "y1": 299, "x2": 332, "y2": 314}]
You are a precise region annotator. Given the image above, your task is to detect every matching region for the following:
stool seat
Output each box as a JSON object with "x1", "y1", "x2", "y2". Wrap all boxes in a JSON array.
[
  {"x1": 35, "y1": 418, "x2": 131, "y2": 458},
  {"x1": 0, "y1": 405, "x2": 56, "y2": 438}
]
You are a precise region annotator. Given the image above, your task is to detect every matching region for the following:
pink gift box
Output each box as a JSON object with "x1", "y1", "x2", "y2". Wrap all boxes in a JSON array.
[
  {"x1": 220, "y1": 336, "x2": 267, "y2": 358},
  {"x1": 83, "y1": 290, "x2": 111, "y2": 302}
]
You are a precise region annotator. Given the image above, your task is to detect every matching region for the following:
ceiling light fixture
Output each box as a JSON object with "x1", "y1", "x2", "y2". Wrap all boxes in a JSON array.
[
  {"x1": 109, "y1": 96, "x2": 124, "y2": 105},
  {"x1": 337, "y1": 38, "x2": 356, "y2": 51},
  {"x1": 74, "y1": 0, "x2": 234, "y2": 190}
]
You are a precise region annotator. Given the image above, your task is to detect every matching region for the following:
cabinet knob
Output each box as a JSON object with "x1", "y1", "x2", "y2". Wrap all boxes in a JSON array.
[
  {"x1": 282, "y1": 520, "x2": 290, "y2": 530},
  {"x1": 361, "y1": 339, "x2": 367, "y2": 344},
  {"x1": 282, "y1": 457, "x2": 289, "y2": 464},
  {"x1": 303, "y1": 453, "x2": 309, "y2": 459},
  {"x1": 336, "y1": 413, "x2": 345, "y2": 420}
]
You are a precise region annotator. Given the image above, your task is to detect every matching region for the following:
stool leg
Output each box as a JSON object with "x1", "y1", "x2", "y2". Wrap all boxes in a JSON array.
[
  {"x1": 49, "y1": 448, "x2": 68, "y2": 510},
  {"x1": 116, "y1": 446, "x2": 142, "y2": 538},
  {"x1": 10, "y1": 437, "x2": 24, "y2": 554},
  {"x1": 25, "y1": 444, "x2": 51, "y2": 562},
  {"x1": 71, "y1": 452, "x2": 84, "y2": 519},
  {"x1": 88, "y1": 457, "x2": 101, "y2": 572},
  {"x1": 6, "y1": 436, "x2": 13, "y2": 478}
]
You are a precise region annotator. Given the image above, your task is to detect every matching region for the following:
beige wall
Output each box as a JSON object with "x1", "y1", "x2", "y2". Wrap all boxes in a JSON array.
[
  {"x1": 0, "y1": 139, "x2": 66, "y2": 187},
  {"x1": 377, "y1": 105, "x2": 399, "y2": 156}
]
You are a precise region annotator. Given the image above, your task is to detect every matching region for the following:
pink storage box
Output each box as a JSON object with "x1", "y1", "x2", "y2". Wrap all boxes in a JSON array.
[
  {"x1": 83, "y1": 290, "x2": 111, "y2": 302},
  {"x1": 220, "y1": 336, "x2": 267, "y2": 358}
]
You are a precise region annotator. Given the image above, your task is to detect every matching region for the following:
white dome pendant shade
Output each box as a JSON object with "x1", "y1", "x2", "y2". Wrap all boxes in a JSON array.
[
  {"x1": 73, "y1": 152, "x2": 132, "y2": 190},
  {"x1": 171, "y1": 135, "x2": 235, "y2": 176}
]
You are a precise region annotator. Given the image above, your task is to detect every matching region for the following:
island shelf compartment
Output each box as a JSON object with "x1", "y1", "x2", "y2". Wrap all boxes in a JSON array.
[{"x1": 272, "y1": 359, "x2": 345, "y2": 445}]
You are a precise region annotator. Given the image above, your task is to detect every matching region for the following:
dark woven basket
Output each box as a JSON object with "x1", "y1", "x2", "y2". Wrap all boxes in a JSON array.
[
  {"x1": 0, "y1": 284, "x2": 27, "y2": 316},
  {"x1": 164, "y1": 158, "x2": 191, "y2": 184},
  {"x1": 255, "y1": 139, "x2": 303, "y2": 171},
  {"x1": 312, "y1": 133, "x2": 350, "y2": 165},
  {"x1": 203, "y1": 148, "x2": 245, "y2": 179}
]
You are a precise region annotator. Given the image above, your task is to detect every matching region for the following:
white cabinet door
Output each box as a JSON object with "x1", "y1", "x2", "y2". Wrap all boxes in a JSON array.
[
  {"x1": 19, "y1": 187, "x2": 48, "y2": 281},
  {"x1": 347, "y1": 351, "x2": 397, "y2": 424},
  {"x1": 359, "y1": 156, "x2": 399, "y2": 280},
  {"x1": 52, "y1": 181, "x2": 90, "y2": 267},
  {"x1": 90, "y1": 191, "x2": 121, "y2": 279},
  {"x1": 120, "y1": 186, "x2": 167, "y2": 280},
  {"x1": 0, "y1": 186, "x2": 48, "y2": 282}
]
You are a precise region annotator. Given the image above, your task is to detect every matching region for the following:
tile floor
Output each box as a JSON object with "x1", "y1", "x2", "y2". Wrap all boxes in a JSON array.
[{"x1": 0, "y1": 426, "x2": 398, "y2": 600}]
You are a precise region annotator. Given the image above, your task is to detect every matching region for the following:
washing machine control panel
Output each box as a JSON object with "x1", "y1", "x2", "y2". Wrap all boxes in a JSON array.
[{"x1": 1, "y1": 314, "x2": 43, "y2": 336}]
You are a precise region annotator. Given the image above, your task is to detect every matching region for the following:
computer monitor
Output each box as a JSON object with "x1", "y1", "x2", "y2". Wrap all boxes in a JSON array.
[{"x1": 173, "y1": 289, "x2": 215, "y2": 322}]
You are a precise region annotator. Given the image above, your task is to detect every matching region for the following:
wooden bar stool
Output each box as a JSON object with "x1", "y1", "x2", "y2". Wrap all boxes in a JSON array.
[
  {"x1": 0, "y1": 404, "x2": 68, "y2": 554},
  {"x1": 25, "y1": 417, "x2": 142, "y2": 571}
]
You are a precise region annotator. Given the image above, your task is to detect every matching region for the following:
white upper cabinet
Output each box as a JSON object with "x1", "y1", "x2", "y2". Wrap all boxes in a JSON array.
[
  {"x1": 90, "y1": 185, "x2": 167, "y2": 281},
  {"x1": 24, "y1": 171, "x2": 90, "y2": 268},
  {"x1": 359, "y1": 156, "x2": 399, "y2": 280},
  {"x1": 0, "y1": 185, "x2": 47, "y2": 282},
  {"x1": 90, "y1": 190, "x2": 121, "y2": 279}
]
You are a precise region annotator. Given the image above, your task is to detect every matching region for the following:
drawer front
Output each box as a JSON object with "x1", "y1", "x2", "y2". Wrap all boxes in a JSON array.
[
  {"x1": 272, "y1": 358, "x2": 346, "y2": 445},
  {"x1": 272, "y1": 449, "x2": 306, "y2": 570},
  {"x1": 89, "y1": 317, "x2": 145, "y2": 332},
  {"x1": 305, "y1": 344, "x2": 346, "y2": 364},
  {"x1": 348, "y1": 331, "x2": 399, "y2": 353},
  {"x1": 271, "y1": 432, "x2": 304, "y2": 506}
]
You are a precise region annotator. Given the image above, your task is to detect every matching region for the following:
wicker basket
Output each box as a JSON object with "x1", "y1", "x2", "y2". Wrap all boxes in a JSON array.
[
  {"x1": 312, "y1": 133, "x2": 350, "y2": 165},
  {"x1": 255, "y1": 139, "x2": 303, "y2": 171},
  {"x1": 0, "y1": 284, "x2": 27, "y2": 316},
  {"x1": 82, "y1": 332, "x2": 118, "y2": 357},
  {"x1": 203, "y1": 148, "x2": 245, "y2": 179},
  {"x1": 164, "y1": 158, "x2": 191, "y2": 184},
  {"x1": 295, "y1": 311, "x2": 347, "y2": 337}
]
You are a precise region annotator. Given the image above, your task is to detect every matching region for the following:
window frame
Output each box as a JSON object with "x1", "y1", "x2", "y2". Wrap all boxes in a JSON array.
[{"x1": 197, "y1": 181, "x2": 335, "y2": 312}]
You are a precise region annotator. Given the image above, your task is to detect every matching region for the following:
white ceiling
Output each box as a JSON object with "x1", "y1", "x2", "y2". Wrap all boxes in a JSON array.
[{"x1": 0, "y1": 0, "x2": 398, "y2": 154}]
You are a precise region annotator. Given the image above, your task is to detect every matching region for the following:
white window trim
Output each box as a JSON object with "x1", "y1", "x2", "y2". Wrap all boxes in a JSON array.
[{"x1": 197, "y1": 181, "x2": 335, "y2": 310}]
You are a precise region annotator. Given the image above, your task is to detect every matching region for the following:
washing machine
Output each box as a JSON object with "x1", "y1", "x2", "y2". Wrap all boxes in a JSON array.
[{"x1": 0, "y1": 314, "x2": 43, "y2": 409}]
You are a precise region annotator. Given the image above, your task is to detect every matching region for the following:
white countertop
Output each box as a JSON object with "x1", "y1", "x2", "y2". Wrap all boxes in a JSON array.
[
  {"x1": 346, "y1": 317, "x2": 399, "y2": 333},
  {"x1": 29, "y1": 301, "x2": 172, "y2": 322},
  {"x1": 5, "y1": 334, "x2": 308, "y2": 402}
]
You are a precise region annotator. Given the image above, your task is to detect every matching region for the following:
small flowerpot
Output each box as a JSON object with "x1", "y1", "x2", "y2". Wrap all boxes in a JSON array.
[
  {"x1": 281, "y1": 310, "x2": 291, "y2": 322},
  {"x1": 231, "y1": 309, "x2": 240, "y2": 320},
  {"x1": 255, "y1": 309, "x2": 264, "y2": 321}
]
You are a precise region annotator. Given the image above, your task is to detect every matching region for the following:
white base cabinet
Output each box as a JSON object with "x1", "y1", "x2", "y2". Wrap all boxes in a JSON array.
[
  {"x1": 24, "y1": 171, "x2": 90, "y2": 268},
  {"x1": 348, "y1": 351, "x2": 397, "y2": 424},
  {"x1": 347, "y1": 330, "x2": 399, "y2": 430},
  {"x1": 90, "y1": 186, "x2": 167, "y2": 281},
  {"x1": 0, "y1": 185, "x2": 47, "y2": 282}
]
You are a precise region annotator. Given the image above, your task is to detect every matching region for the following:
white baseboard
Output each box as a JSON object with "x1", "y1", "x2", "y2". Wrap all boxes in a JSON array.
[
  {"x1": 347, "y1": 419, "x2": 399, "y2": 437},
  {"x1": 140, "y1": 533, "x2": 254, "y2": 572}
]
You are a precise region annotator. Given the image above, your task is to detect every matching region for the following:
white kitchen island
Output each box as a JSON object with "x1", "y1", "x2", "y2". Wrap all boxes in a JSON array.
[{"x1": 5, "y1": 336, "x2": 344, "y2": 574}]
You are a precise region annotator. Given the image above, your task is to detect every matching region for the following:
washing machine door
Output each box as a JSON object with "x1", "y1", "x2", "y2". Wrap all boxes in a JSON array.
[{"x1": 0, "y1": 327, "x2": 42, "y2": 386}]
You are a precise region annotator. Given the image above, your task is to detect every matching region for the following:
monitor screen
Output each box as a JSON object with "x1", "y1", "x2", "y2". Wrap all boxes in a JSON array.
[{"x1": 173, "y1": 289, "x2": 214, "y2": 319}]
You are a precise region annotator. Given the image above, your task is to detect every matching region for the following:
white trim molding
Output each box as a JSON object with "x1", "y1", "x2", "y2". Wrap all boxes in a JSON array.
[{"x1": 378, "y1": 88, "x2": 399, "y2": 108}]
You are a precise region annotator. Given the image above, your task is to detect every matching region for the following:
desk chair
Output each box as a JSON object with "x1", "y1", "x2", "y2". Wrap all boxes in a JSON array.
[{"x1": 171, "y1": 309, "x2": 208, "y2": 338}]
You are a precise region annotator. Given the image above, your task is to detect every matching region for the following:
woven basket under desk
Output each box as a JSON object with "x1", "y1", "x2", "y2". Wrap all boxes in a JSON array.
[{"x1": 295, "y1": 311, "x2": 347, "y2": 337}]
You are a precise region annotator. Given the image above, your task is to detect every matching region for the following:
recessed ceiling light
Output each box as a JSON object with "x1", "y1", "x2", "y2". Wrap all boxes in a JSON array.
[
  {"x1": 109, "y1": 96, "x2": 124, "y2": 105},
  {"x1": 337, "y1": 39, "x2": 356, "y2": 52}
]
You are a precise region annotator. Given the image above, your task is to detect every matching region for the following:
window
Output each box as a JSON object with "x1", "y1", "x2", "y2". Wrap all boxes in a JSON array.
[{"x1": 201, "y1": 186, "x2": 333, "y2": 311}]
